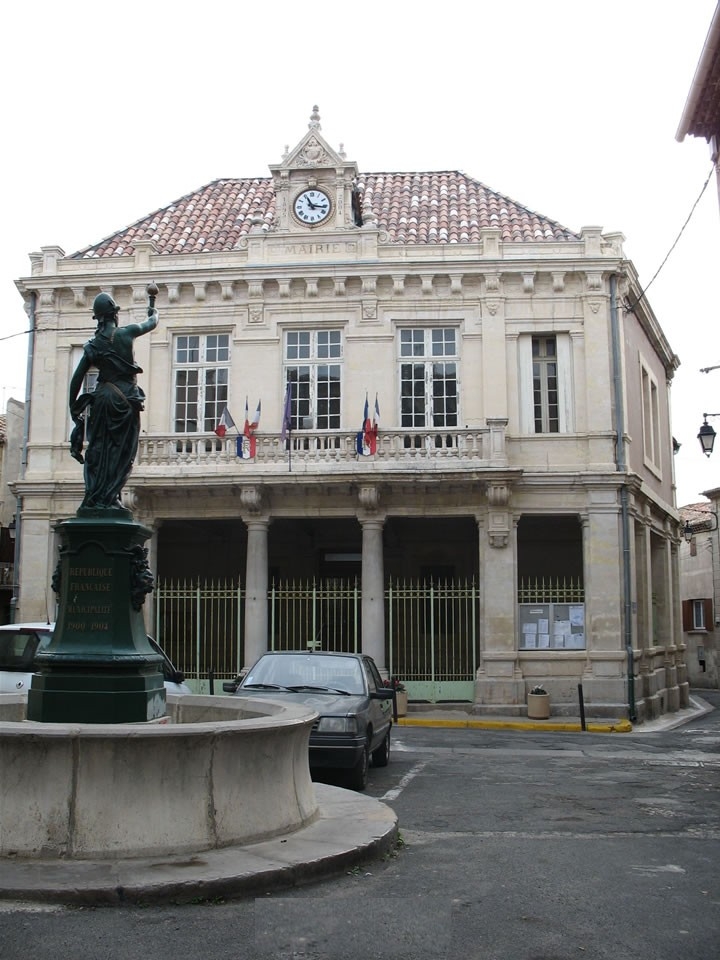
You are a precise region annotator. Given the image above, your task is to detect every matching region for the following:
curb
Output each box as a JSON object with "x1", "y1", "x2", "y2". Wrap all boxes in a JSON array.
[
  {"x1": 397, "y1": 716, "x2": 633, "y2": 733},
  {"x1": 0, "y1": 785, "x2": 398, "y2": 907}
]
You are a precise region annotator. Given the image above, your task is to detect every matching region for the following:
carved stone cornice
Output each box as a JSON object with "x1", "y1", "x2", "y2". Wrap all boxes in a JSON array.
[
  {"x1": 240, "y1": 485, "x2": 265, "y2": 515},
  {"x1": 358, "y1": 484, "x2": 380, "y2": 513},
  {"x1": 487, "y1": 482, "x2": 511, "y2": 507}
]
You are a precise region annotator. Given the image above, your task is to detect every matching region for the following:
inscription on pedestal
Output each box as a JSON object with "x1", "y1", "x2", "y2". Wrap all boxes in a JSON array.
[{"x1": 66, "y1": 566, "x2": 113, "y2": 632}]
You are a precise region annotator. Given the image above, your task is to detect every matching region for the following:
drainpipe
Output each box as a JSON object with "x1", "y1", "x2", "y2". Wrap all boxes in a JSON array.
[
  {"x1": 610, "y1": 274, "x2": 637, "y2": 721},
  {"x1": 10, "y1": 292, "x2": 36, "y2": 624}
]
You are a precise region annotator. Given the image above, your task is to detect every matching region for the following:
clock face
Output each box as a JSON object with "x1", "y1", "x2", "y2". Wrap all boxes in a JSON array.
[{"x1": 293, "y1": 189, "x2": 332, "y2": 225}]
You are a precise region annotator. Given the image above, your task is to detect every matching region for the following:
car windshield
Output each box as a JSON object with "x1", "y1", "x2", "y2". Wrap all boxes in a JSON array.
[
  {"x1": 243, "y1": 654, "x2": 365, "y2": 694},
  {"x1": 0, "y1": 631, "x2": 50, "y2": 671}
]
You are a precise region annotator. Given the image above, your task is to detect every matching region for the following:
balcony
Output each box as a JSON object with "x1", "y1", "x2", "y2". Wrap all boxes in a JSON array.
[{"x1": 135, "y1": 424, "x2": 509, "y2": 476}]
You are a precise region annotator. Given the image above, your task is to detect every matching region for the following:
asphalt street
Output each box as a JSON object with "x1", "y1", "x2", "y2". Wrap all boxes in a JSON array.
[{"x1": 1, "y1": 691, "x2": 719, "y2": 960}]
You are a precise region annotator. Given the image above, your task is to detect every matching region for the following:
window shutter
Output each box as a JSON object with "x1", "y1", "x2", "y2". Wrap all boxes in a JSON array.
[
  {"x1": 704, "y1": 598, "x2": 714, "y2": 632},
  {"x1": 518, "y1": 336, "x2": 533, "y2": 433},
  {"x1": 681, "y1": 600, "x2": 692, "y2": 632},
  {"x1": 556, "y1": 334, "x2": 574, "y2": 432}
]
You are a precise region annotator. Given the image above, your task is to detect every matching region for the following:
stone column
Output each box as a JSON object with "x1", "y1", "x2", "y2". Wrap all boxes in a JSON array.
[
  {"x1": 243, "y1": 518, "x2": 269, "y2": 670},
  {"x1": 473, "y1": 483, "x2": 524, "y2": 714},
  {"x1": 358, "y1": 485, "x2": 385, "y2": 670}
]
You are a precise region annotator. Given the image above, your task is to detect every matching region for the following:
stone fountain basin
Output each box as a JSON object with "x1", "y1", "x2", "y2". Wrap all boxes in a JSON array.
[{"x1": 0, "y1": 694, "x2": 318, "y2": 860}]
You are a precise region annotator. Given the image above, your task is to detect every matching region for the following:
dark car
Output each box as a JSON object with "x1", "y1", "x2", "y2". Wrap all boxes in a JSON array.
[{"x1": 228, "y1": 650, "x2": 394, "y2": 790}]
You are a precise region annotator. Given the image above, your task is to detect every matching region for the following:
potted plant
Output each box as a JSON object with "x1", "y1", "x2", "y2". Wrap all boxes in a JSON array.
[
  {"x1": 527, "y1": 684, "x2": 550, "y2": 720},
  {"x1": 384, "y1": 677, "x2": 408, "y2": 716}
]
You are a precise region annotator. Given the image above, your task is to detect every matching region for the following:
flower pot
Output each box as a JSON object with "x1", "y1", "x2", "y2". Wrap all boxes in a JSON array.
[
  {"x1": 527, "y1": 693, "x2": 550, "y2": 720},
  {"x1": 395, "y1": 690, "x2": 408, "y2": 717}
]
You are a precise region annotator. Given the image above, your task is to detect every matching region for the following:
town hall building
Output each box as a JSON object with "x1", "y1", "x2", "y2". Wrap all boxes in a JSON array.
[{"x1": 11, "y1": 108, "x2": 687, "y2": 721}]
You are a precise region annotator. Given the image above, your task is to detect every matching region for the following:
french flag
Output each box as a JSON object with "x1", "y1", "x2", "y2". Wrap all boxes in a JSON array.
[
  {"x1": 356, "y1": 394, "x2": 379, "y2": 456},
  {"x1": 238, "y1": 397, "x2": 261, "y2": 458},
  {"x1": 214, "y1": 406, "x2": 236, "y2": 437}
]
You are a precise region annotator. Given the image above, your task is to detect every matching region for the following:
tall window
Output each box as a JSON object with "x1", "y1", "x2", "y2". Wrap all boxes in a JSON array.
[
  {"x1": 284, "y1": 330, "x2": 342, "y2": 430},
  {"x1": 518, "y1": 333, "x2": 573, "y2": 434},
  {"x1": 640, "y1": 356, "x2": 661, "y2": 475},
  {"x1": 173, "y1": 334, "x2": 230, "y2": 432},
  {"x1": 532, "y1": 336, "x2": 559, "y2": 433},
  {"x1": 399, "y1": 328, "x2": 458, "y2": 429},
  {"x1": 692, "y1": 599, "x2": 706, "y2": 630}
]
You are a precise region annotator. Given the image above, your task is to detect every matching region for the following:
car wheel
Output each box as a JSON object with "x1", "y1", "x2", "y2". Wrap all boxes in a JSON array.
[
  {"x1": 372, "y1": 728, "x2": 390, "y2": 767},
  {"x1": 347, "y1": 740, "x2": 370, "y2": 791}
]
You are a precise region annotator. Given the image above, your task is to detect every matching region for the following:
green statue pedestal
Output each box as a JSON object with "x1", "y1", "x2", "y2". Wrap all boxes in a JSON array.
[{"x1": 27, "y1": 510, "x2": 166, "y2": 724}]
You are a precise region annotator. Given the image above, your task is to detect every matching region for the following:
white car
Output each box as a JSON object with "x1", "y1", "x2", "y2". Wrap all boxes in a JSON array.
[{"x1": 0, "y1": 622, "x2": 191, "y2": 694}]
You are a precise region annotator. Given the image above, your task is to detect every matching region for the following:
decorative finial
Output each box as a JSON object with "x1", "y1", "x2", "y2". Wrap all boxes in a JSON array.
[
  {"x1": 309, "y1": 105, "x2": 321, "y2": 130},
  {"x1": 339, "y1": 143, "x2": 346, "y2": 159}
]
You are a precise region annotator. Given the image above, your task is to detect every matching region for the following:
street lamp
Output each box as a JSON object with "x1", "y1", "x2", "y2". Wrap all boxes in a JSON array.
[
  {"x1": 683, "y1": 510, "x2": 719, "y2": 543},
  {"x1": 8, "y1": 518, "x2": 16, "y2": 542},
  {"x1": 697, "y1": 413, "x2": 720, "y2": 457}
]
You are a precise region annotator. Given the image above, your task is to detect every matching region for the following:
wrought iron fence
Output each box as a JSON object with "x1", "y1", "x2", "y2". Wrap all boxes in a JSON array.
[
  {"x1": 517, "y1": 576, "x2": 584, "y2": 604},
  {"x1": 386, "y1": 577, "x2": 479, "y2": 682},
  {"x1": 154, "y1": 576, "x2": 480, "y2": 692},
  {"x1": 154, "y1": 578, "x2": 244, "y2": 680},
  {"x1": 269, "y1": 578, "x2": 361, "y2": 652}
]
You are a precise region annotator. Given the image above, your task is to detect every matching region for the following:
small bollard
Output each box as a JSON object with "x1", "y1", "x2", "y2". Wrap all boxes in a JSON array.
[
  {"x1": 578, "y1": 682, "x2": 586, "y2": 731},
  {"x1": 208, "y1": 669, "x2": 215, "y2": 696}
]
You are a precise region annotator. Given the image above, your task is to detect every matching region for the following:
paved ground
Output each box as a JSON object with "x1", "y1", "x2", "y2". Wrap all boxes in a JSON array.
[
  {"x1": 0, "y1": 691, "x2": 718, "y2": 959},
  {"x1": 0, "y1": 694, "x2": 710, "y2": 907}
]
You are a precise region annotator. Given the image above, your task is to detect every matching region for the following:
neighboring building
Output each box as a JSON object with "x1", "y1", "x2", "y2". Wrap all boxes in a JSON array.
[
  {"x1": 13, "y1": 109, "x2": 687, "y2": 720},
  {"x1": 676, "y1": 1, "x2": 720, "y2": 209},
  {"x1": 679, "y1": 500, "x2": 720, "y2": 687},
  {"x1": 676, "y1": 3, "x2": 720, "y2": 689},
  {"x1": 0, "y1": 398, "x2": 24, "y2": 623}
]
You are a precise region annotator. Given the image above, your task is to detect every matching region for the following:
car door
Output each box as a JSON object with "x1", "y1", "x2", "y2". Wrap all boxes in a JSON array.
[{"x1": 362, "y1": 656, "x2": 392, "y2": 750}]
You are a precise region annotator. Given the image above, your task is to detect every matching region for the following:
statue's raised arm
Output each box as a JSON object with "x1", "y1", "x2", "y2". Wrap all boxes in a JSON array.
[{"x1": 69, "y1": 284, "x2": 159, "y2": 513}]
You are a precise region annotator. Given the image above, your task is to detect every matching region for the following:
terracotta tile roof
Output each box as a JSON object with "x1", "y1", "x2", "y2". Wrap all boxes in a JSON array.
[
  {"x1": 72, "y1": 171, "x2": 579, "y2": 259},
  {"x1": 679, "y1": 501, "x2": 715, "y2": 523}
]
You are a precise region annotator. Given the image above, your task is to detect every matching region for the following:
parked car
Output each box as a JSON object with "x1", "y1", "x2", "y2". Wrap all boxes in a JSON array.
[
  {"x1": 227, "y1": 650, "x2": 394, "y2": 790},
  {"x1": 0, "y1": 622, "x2": 191, "y2": 694}
]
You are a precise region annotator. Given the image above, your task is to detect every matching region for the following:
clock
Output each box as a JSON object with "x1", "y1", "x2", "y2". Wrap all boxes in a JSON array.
[{"x1": 293, "y1": 188, "x2": 332, "y2": 225}]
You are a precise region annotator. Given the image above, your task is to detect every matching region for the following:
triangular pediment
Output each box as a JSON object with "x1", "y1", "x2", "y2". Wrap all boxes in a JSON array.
[{"x1": 269, "y1": 106, "x2": 355, "y2": 175}]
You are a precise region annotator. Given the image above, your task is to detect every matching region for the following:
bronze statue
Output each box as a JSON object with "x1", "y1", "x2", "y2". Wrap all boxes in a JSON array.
[{"x1": 69, "y1": 285, "x2": 158, "y2": 511}]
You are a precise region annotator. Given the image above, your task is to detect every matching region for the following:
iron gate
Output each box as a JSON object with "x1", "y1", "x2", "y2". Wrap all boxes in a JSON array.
[{"x1": 154, "y1": 576, "x2": 480, "y2": 700}]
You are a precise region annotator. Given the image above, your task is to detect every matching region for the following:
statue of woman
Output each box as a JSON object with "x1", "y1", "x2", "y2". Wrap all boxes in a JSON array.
[{"x1": 69, "y1": 291, "x2": 158, "y2": 511}]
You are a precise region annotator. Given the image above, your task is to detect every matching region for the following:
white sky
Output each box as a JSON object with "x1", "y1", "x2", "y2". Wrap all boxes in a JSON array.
[{"x1": 2, "y1": 0, "x2": 719, "y2": 507}]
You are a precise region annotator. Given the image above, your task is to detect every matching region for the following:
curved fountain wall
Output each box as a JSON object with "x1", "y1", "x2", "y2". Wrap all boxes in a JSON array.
[{"x1": 0, "y1": 694, "x2": 318, "y2": 859}]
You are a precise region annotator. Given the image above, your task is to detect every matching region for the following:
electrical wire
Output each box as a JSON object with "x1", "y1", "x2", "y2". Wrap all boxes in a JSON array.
[
  {"x1": 0, "y1": 329, "x2": 32, "y2": 343},
  {"x1": 625, "y1": 162, "x2": 716, "y2": 314}
]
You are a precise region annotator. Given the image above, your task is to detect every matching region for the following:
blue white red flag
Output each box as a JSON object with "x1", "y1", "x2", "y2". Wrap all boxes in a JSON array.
[
  {"x1": 238, "y1": 397, "x2": 261, "y2": 458},
  {"x1": 356, "y1": 394, "x2": 370, "y2": 455},
  {"x1": 214, "y1": 406, "x2": 236, "y2": 438}
]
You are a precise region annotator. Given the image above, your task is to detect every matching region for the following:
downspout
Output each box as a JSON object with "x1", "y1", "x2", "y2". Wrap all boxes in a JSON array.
[
  {"x1": 610, "y1": 274, "x2": 636, "y2": 721},
  {"x1": 10, "y1": 292, "x2": 36, "y2": 623}
]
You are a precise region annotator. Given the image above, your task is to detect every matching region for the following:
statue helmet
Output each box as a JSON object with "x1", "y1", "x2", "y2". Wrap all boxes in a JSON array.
[{"x1": 92, "y1": 292, "x2": 120, "y2": 320}]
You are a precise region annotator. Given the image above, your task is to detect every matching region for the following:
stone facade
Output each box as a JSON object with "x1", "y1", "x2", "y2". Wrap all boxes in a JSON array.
[{"x1": 12, "y1": 112, "x2": 687, "y2": 720}]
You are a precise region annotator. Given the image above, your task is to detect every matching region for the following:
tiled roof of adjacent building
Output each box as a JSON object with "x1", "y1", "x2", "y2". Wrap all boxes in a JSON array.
[
  {"x1": 0, "y1": 415, "x2": 5, "y2": 444},
  {"x1": 679, "y1": 501, "x2": 716, "y2": 524},
  {"x1": 72, "y1": 171, "x2": 579, "y2": 259}
]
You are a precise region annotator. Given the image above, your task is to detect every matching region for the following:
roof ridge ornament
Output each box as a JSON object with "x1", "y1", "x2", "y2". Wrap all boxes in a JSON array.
[{"x1": 308, "y1": 105, "x2": 321, "y2": 130}]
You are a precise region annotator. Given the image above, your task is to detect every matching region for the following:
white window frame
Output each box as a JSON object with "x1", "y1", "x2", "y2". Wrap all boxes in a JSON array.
[
  {"x1": 173, "y1": 333, "x2": 231, "y2": 434},
  {"x1": 639, "y1": 353, "x2": 662, "y2": 477},
  {"x1": 283, "y1": 329, "x2": 343, "y2": 431},
  {"x1": 692, "y1": 599, "x2": 706, "y2": 631},
  {"x1": 398, "y1": 326, "x2": 460, "y2": 429},
  {"x1": 518, "y1": 334, "x2": 573, "y2": 434}
]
